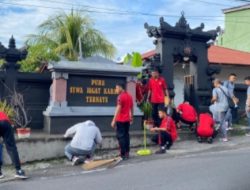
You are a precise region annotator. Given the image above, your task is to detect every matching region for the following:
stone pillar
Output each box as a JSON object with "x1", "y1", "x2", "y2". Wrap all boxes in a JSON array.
[
  {"x1": 156, "y1": 38, "x2": 175, "y2": 98},
  {"x1": 126, "y1": 76, "x2": 137, "y2": 105},
  {"x1": 47, "y1": 72, "x2": 69, "y2": 111},
  {"x1": 44, "y1": 72, "x2": 69, "y2": 133}
]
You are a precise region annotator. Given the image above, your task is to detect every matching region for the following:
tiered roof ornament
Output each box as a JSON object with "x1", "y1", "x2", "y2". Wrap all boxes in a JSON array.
[{"x1": 144, "y1": 12, "x2": 220, "y2": 41}]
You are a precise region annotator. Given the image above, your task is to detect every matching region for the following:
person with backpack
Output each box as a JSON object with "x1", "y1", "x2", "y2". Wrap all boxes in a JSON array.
[
  {"x1": 244, "y1": 76, "x2": 250, "y2": 136},
  {"x1": 223, "y1": 73, "x2": 239, "y2": 129},
  {"x1": 209, "y1": 79, "x2": 230, "y2": 142},
  {"x1": 150, "y1": 107, "x2": 177, "y2": 154}
]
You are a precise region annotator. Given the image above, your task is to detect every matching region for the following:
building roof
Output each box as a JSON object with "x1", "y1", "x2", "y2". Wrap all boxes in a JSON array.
[
  {"x1": 81, "y1": 55, "x2": 118, "y2": 65},
  {"x1": 142, "y1": 50, "x2": 157, "y2": 60},
  {"x1": 48, "y1": 59, "x2": 141, "y2": 75},
  {"x1": 40, "y1": 55, "x2": 120, "y2": 73},
  {"x1": 223, "y1": 3, "x2": 250, "y2": 14},
  {"x1": 142, "y1": 46, "x2": 250, "y2": 66}
]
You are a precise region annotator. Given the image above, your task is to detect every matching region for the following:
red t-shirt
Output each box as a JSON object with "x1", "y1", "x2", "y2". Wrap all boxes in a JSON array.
[
  {"x1": 0, "y1": 112, "x2": 11, "y2": 123},
  {"x1": 148, "y1": 77, "x2": 167, "y2": 103},
  {"x1": 160, "y1": 116, "x2": 178, "y2": 142},
  {"x1": 177, "y1": 103, "x2": 197, "y2": 122},
  {"x1": 197, "y1": 113, "x2": 214, "y2": 137},
  {"x1": 116, "y1": 91, "x2": 133, "y2": 122},
  {"x1": 136, "y1": 82, "x2": 144, "y2": 103}
]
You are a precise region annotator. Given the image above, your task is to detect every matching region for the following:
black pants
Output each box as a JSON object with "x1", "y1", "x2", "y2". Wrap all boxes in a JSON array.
[
  {"x1": 0, "y1": 120, "x2": 21, "y2": 170},
  {"x1": 173, "y1": 111, "x2": 196, "y2": 127},
  {"x1": 151, "y1": 131, "x2": 173, "y2": 149},
  {"x1": 152, "y1": 103, "x2": 164, "y2": 127},
  {"x1": 195, "y1": 128, "x2": 217, "y2": 139},
  {"x1": 231, "y1": 107, "x2": 238, "y2": 124},
  {"x1": 116, "y1": 122, "x2": 130, "y2": 157}
]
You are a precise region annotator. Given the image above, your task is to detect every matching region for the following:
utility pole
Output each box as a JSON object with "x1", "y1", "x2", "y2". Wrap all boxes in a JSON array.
[{"x1": 78, "y1": 36, "x2": 83, "y2": 61}]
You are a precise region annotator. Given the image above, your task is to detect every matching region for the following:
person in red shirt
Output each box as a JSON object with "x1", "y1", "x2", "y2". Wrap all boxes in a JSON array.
[
  {"x1": 0, "y1": 112, "x2": 27, "y2": 179},
  {"x1": 147, "y1": 67, "x2": 169, "y2": 127},
  {"x1": 150, "y1": 107, "x2": 177, "y2": 154},
  {"x1": 175, "y1": 101, "x2": 197, "y2": 129},
  {"x1": 111, "y1": 83, "x2": 133, "y2": 160},
  {"x1": 136, "y1": 79, "x2": 147, "y2": 106},
  {"x1": 196, "y1": 113, "x2": 215, "y2": 143}
]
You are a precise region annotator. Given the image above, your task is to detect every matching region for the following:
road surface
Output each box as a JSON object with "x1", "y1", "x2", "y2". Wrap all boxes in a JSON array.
[{"x1": 1, "y1": 146, "x2": 250, "y2": 190}]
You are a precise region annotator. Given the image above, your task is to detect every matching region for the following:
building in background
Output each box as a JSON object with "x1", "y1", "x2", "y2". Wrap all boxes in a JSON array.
[
  {"x1": 142, "y1": 45, "x2": 250, "y2": 109},
  {"x1": 218, "y1": 4, "x2": 250, "y2": 52}
]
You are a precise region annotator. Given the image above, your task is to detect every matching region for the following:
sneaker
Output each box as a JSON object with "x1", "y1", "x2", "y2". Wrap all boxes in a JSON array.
[
  {"x1": 222, "y1": 138, "x2": 228, "y2": 142},
  {"x1": 215, "y1": 124, "x2": 220, "y2": 131},
  {"x1": 197, "y1": 137, "x2": 202, "y2": 143},
  {"x1": 121, "y1": 155, "x2": 129, "y2": 161},
  {"x1": 72, "y1": 156, "x2": 84, "y2": 166},
  {"x1": 207, "y1": 137, "x2": 213, "y2": 144},
  {"x1": 165, "y1": 142, "x2": 172, "y2": 150},
  {"x1": 84, "y1": 158, "x2": 93, "y2": 164},
  {"x1": 15, "y1": 169, "x2": 28, "y2": 179},
  {"x1": 0, "y1": 171, "x2": 4, "y2": 179},
  {"x1": 155, "y1": 147, "x2": 166, "y2": 154},
  {"x1": 226, "y1": 126, "x2": 233, "y2": 131},
  {"x1": 246, "y1": 133, "x2": 250, "y2": 137}
]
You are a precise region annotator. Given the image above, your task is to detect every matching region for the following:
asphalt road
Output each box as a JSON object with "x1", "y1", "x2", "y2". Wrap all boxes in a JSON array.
[{"x1": 1, "y1": 147, "x2": 250, "y2": 190}]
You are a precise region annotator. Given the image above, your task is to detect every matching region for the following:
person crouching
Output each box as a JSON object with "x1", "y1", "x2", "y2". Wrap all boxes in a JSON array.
[
  {"x1": 196, "y1": 113, "x2": 216, "y2": 144},
  {"x1": 64, "y1": 120, "x2": 102, "y2": 165},
  {"x1": 150, "y1": 107, "x2": 178, "y2": 154}
]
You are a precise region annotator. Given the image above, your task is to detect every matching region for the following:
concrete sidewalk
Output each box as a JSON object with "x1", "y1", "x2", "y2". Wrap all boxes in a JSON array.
[
  {"x1": 1, "y1": 134, "x2": 250, "y2": 183},
  {"x1": 1, "y1": 124, "x2": 247, "y2": 165}
]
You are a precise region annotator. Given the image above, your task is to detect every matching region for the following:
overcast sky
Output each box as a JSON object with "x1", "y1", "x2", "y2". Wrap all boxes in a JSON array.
[{"x1": 0, "y1": 0, "x2": 245, "y2": 59}]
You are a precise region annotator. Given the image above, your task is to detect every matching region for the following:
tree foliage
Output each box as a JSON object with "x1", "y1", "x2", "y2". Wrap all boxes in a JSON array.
[
  {"x1": 19, "y1": 44, "x2": 59, "y2": 72},
  {"x1": 123, "y1": 52, "x2": 143, "y2": 68},
  {"x1": 21, "y1": 10, "x2": 116, "y2": 71},
  {"x1": 21, "y1": 9, "x2": 116, "y2": 72}
]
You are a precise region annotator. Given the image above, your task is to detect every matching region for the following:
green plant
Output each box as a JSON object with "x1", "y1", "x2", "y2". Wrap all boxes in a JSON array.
[
  {"x1": 124, "y1": 52, "x2": 143, "y2": 68},
  {"x1": 0, "y1": 100, "x2": 15, "y2": 121},
  {"x1": 141, "y1": 102, "x2": 152, "y2": 120},
  {"x1": 0, "y1": 59, "x2": 5, "y2": 66},
  {"x1": 19, "y1": 43, "x2": 60, "y2": 72},
  {"x1": 26, "y1": 9, "x2": 116, "y2": 63}
]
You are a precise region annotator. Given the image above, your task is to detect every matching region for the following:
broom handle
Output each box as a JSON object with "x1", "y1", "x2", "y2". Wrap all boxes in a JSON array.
[{"x1": 144, "y1": 124, "x2": 147, "y2": 149}]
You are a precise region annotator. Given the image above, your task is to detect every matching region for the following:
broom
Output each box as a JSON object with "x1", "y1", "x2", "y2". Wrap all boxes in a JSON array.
[{"x1": 82, "y1": 157, "x2": 120, "y2": 170}]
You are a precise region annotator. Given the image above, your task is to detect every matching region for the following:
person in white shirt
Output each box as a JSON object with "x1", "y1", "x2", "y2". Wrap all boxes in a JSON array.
[
  {"x1": 64, "y1": 120, "x2": 102, "y2": 165},
  {"x1": 209, "y1": 79, "x2": 230, "y2": 142},
  {"x1": 244, "y1": 76, "x2": 250, "y2": 136},
  {"x1": 223, "y1": 73, "x2": 239, "y2": 129}
]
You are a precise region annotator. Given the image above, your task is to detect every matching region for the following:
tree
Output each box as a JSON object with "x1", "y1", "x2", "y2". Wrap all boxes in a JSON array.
[
  {"x1": 0, "y1": 59, "x2": 5, "y2": 67},
  {"x1": 22, "y1": 9, "x2": 116, "y2": 71},
  {"x1": 123, "y1": 52, "x2": 143, "y2": 68},
  {"x1": 19, "y1": 43, "x2": 59, "y2": 72},
  {"x1": 123, "y1": 52, "x2": 143, "y2": 79}
]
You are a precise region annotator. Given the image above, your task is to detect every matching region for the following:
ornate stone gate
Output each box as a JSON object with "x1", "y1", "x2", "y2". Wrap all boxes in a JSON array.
[{"x1": 144, "y1": 13, "x2": 221, "y2": 112}]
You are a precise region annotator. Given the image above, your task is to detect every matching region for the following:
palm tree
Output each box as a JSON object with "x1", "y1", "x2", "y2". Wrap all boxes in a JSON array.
[{"x1": 27, "y1": 10, "x2": 116, "y2": 61}]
